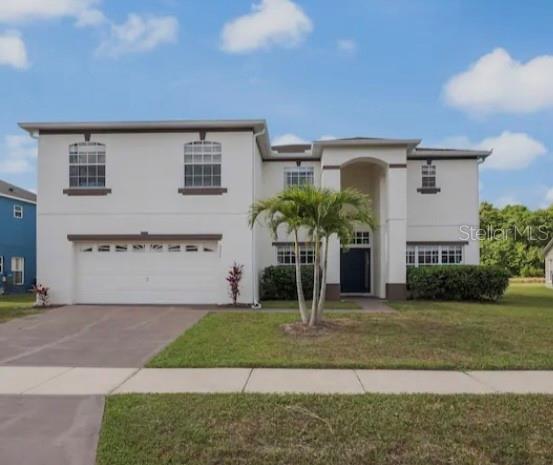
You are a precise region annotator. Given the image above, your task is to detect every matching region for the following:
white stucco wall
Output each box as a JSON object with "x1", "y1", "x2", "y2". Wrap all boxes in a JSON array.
[
  {"x1": 256, "y1": 160, "x2": 321, "y2": 274},
  {"x1": 37, "y1": 131, "x2": 256, "y2": 304},
  {"x1": 407, "y1": 159, "x2": 481, "y2": 264}
]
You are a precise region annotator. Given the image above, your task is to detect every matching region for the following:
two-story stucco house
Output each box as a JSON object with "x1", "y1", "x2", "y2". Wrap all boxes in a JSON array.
[
  {"x1": 19, "y1": 120, "x2": 490, "y2": 305},
  {"x1": 0, "y1": 179, "x2": 37, "y2": 293}
]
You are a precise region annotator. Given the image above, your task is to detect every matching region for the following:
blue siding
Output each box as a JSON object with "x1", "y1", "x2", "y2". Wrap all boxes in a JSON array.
[{"x1": 0, "y1": 196, "x2": 36, "y2": 293}]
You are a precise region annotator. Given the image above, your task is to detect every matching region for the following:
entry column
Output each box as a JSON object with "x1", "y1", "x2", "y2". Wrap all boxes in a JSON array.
[
  {"x1": 321, "y1": 166, "x2": 341, "y2": 300},
  {"x1": 385, "y1": 165, "x2": 407, "y2": 299}
]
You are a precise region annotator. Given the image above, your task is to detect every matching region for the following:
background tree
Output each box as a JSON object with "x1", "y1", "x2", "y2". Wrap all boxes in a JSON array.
[{"x1": 480, "y1": 202, "x2": 553, "y2": 276}]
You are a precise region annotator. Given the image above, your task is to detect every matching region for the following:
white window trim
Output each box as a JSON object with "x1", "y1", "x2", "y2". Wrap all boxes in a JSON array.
[
  {"x1": 11, "y1": 257, "x2": 24, "y2": 285},
  {"x1": 276, "y1": 244, "x2": 315, "y2": 266},
  {"x1": 184, "y1": 141, "x2": 222, "y2": 188},
  {"x1": 421, "y1": 163, "x2": 437, "y2": 188},
  {"x1": 0, "y1": 256, "x2": 3, "y2": 274},
  {"x1": 284, "y1": 166, "x2": 314, "y2": 188},
  {"x1": 69, "y1": 141, "x2": 106, "y2": 188},
  {"x1": 406, "y1": 244, "x2": 464, "y2": 267},
  {"x1": 348, "y1": 230, "x2": 371, "y2": 248},
  {"x1": 13, "y1": 205, "x2": 23, "y2": 219}
]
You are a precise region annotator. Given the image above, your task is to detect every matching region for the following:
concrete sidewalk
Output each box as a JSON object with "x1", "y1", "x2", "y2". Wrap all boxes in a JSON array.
[{"x1": 2, "y1": 366, "x2": 553, "y2": 395}]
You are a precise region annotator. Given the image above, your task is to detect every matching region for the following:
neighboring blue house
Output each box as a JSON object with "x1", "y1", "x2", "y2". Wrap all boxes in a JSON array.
[{"x1": 0, "y1": 179, "x2": 36, "y2": 294}]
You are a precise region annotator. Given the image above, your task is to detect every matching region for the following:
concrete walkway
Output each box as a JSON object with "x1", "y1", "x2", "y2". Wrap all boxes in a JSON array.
[{"x1": 2, "y1": 366, "x2": 553, "y2": 395}]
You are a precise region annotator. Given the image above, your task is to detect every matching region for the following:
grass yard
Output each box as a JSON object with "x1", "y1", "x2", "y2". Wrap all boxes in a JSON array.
[
  {"x1": 261, "y1": 299, "x2": 361, "y2": 309},
  {"x1": 0, "y1": 294, "x2": 38, "y2": 323},
  {"x1": 149, "y1": 284, "x2": 553, "y2": 369},
  {"x1": 97, "y1": 393, "x2": 553, "y2": 465}
]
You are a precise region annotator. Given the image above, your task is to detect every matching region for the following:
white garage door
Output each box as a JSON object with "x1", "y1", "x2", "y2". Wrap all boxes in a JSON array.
[{"x1": 75, "y1": 242, "x2": 220, "y2": 304}]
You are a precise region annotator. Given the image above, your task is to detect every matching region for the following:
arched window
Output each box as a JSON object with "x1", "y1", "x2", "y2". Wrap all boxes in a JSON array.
[
  {"x1": 184, "y1": 141, "x2": 221, "y2": 187},
  {"x1": 69, "y1": 142, "x2": 106, "y2": 188}
]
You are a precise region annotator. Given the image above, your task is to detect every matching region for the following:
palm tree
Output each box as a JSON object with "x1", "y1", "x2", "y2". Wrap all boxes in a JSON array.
[
  {"x1": 314, "y1": 189, "x2": 375, "y2": 324},
  {"x1": 250, "y1": 185, "x2": 374, "y2": 327},
  {"x1": 249, "y1": 188, "x2": 310, "y2": 324},
  {"x1": 278, "y1": 186, "x2": 326, "y2": 327}
]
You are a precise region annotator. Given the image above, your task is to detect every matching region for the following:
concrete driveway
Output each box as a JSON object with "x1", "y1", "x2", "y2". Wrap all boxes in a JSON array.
[
  {"x1": 0, "y1": 304, "x2": 207, "y2": 465},
  {"x1": 0, "y1": 305, "x2": 207, "y2": 367}
]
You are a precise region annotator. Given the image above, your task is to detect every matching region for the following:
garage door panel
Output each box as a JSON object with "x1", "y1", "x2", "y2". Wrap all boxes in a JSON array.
[{"x1": 75, "y1": 243, "x2": 220, "y2": 304}]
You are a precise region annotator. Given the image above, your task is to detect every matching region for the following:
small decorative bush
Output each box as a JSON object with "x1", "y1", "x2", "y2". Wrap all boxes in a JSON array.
[
  {"x1": 226, "y1": 262, "x2": 244, "y2": 306},
  {"x1": 407, "y1": 265, "x2": 510, "y2": 302},
  {"x1": 32, "y1": 283, "x2": 50, "y2": 306},
  {"x1": 260, "y1": 266, "x2": 315, "y2": 301}
]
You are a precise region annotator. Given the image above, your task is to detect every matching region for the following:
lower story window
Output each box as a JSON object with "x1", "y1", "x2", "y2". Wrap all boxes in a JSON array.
[
  {"x1": 406, "y1": 244, "x2": 464, "y2": 267},
  {"x1": 11, "y1": 257, "x2": 24, "y2": 285},
  {"x1": 276, "y1": 244, "x2": 315, "y2": 265},
  {"x1": 441, "y1": 245, "x2": 463, "y2": 264}
]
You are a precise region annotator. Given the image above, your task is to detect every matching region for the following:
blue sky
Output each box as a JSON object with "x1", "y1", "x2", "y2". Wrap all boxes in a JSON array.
[{"x1": 1, "y1": 0, "x2": 552, "y2": 208}]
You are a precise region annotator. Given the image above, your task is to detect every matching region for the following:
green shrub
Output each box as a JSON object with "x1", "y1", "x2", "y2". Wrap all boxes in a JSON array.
[
  {"x1": 260, "y1": 266, "x2": 315, "y2": 300},
  {"x1": 407, "y1": 265, "x2": 510, "y2": 301},
  {"x1": 520, "y1": 265, "x2": 545, "y2": 278}
]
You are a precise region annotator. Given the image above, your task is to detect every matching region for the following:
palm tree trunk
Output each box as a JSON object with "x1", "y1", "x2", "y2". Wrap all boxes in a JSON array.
[
  {"x1": 293, "y1": 230, "x2": 308, "y2": 324},
  {"x1": 317, "y1": 235, "x2": 330, "y2": 323},
  {"x1": 309, "y1": 231, "x2": 320, "y2": 327}
]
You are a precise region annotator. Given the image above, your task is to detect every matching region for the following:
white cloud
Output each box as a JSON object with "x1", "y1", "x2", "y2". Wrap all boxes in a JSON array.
[
  {"x1": 97, "y1": 14, "x2": 178, "y2": 57},
  {"x1": 444, "y1": 48, "x2": 553, "y2": 114},
  {"x1": 319, "y1": 134, "x2": 337, "y2": 141},
  {"x1": 436, "y1": 131, "x2": 547, "y2": 171},
  {"x1": 0, "y1": 30, "x2": 29, "y2": 69},
  {"x1": 477, "y1": 132, "x2": 546, "y2": 170},
  {"x1": 0, "y1": 134, "x2": 37, "y2": 174},
  {"x1": 75, "y1": 8, "x2": 105, "y2": 27},
  {"x1": 272, "y1": 133, "x2": 309, "y2": 146},
  {"x1": 337, "y1": 38, "x2": 356, "y2": 54},
  {"x1": 221, "y1": 0, "x2": 313, "y2": 53},
  {"x1": 0, "y1": 0, "x2": 100, "y2": 24}
]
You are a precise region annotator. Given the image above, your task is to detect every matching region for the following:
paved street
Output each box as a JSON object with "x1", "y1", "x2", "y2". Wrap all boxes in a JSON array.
[{"x1": 0, "y1": 396, "x2": 104, "y2": 465}]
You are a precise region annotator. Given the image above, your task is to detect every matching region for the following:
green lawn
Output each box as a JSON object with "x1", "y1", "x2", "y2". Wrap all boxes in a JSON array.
[
  {"x1": 149, "y1": 284, "x2": 553, "y2": 369},
  {"x1": 0, "y1": 294, "x2": 38, "y2": 323},
  {"x1": 97, "y1": 393, "x2": 553, "y2": 465},
  {"x1": 261, "y1": 299, "x2": 361, "y2": 309}
]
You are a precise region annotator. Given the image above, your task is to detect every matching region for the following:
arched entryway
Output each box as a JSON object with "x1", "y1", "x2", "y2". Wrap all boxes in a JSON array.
[{"x1": 339, "y1": 159, "x2": 386, "y2": 296}]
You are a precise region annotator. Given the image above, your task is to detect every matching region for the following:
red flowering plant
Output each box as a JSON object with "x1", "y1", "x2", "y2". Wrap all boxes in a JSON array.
[
  {"x1": 226, "y1": 262, "x2": 244, "y2": 306},
  {"x1": 32, "y1": 283, "x2": 49, "y2": 307}
]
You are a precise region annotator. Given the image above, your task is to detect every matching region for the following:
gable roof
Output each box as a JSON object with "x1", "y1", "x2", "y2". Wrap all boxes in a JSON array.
[
  {"x1": 0, "y1": 179, "x2": 36, "y2": 203},
  {"x1": 545, "y1": 238, "x2": 553, "y2": 255}
]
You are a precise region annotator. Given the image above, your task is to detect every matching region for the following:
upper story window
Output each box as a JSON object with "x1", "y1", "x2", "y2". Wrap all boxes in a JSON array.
[
  {"x1": 421, "y1": 164, "x2": 436, "y2": 188},
  {"x1": 184, "y1": 141, "x2": 222, "y2": 187},
  {"x1": 13, "y1": 205, "x2": 23, "y2": 219},
  {"x1": 284, "y1": 166, "x2": 314, "y2": 188},
  {"x1": 417, "y1": 162, "x2": 441, "y2": 194},
  {"x1": 69, "y1": 142, "x2": 106, "y2": 188}
]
